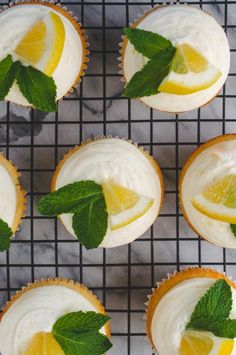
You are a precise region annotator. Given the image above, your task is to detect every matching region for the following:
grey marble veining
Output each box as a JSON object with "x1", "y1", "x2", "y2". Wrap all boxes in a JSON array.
[{"x1": 0, "y1": 1, "x2": 235, "y2": 354}]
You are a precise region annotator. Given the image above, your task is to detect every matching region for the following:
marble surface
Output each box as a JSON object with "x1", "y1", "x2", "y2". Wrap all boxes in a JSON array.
[{"x1": 0, "y1": 1, "x2": 236, "y2": 354}]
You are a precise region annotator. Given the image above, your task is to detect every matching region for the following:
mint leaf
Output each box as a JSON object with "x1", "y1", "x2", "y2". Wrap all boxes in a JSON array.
[
  {"x1": 38, "y1": 181, "x2": 103, "y2": 216},
  {"x1": 0, "y1": 55, "x2": 20, "y2": 100},
  {"x1": 124, "y1": 47, "x2": 176, "y2": 98},
  {"x1": 208, "y1": 319, "x2": 236, "y2": 339},
  {"x1": 186, "y1": 279, "x2": 233, "y2": 334},
  {"x1": 16, "y1": 64, "x2": 57, "y2": 112},
  {"x1": 124, "y1": 27, "x2": 174, "y2": 58},
  {"x1": 0, "y1": 218, "x2": 13, "y2": 252},
  {"x1": 230, "y1": 224, "x2": 236, "y2": 237},
  {"x1": 72, "y1": 197, "x2": 108, "y2": 249},
  {"x1": 53, "y1": 311, "x2": 110, "y2": 333},
  {"x1": 53, "y1": 311, "x2": 112, "y2": 355}
]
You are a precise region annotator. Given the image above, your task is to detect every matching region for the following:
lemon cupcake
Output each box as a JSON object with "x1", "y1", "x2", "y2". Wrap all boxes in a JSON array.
[
  {"x1": 180, "y1": 134, "x2": 236, "y2": 249},
  {"x1": 0, "y1": 1, "x2": 88, "y2": 111},
  {"x1": 0, "y1": 153, "x2": 25, "y2": 251},
  {"x1": 146, "y1": 267, "x2": 236, "y2": 354},
  {"x1": 38, "y1": 137, "x2": 164, "y2": 249},
  {"x1": 0, "y1": 278, "x2": 111, "y2": 354},
  {"x1": 121, "y1": 4, "x2": 230, "y2": 113}
]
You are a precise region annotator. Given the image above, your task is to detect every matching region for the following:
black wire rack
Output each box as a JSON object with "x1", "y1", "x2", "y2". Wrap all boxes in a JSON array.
[{"x1": 0, "y1": 0, "x2": 236, "y2": 354}]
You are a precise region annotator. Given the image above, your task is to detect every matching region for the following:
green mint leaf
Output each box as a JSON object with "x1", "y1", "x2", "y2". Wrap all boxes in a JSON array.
[
  {"x1": 186, "y1": 279, "x2": 232, "y2": 331},
  {"x1": 0, "y1": 55, "x2": 20, "y2": 100},
  {"x1": 38, "y1": 181, "x2": 103, "y2": 216},
  {"x1": 72, "y1": 197, "x2": 108, "y2": 249},
  {"x1": 53, "y1": 311, "x2": 111, "y2": 333},
  {"x1": 124, "y1": 27, "x2": 174, "y2": 58},
  {"x1": 0, "y1": 218, "x2": 13, "y2": 252},
  {"x1": 124, "y1": 47, "x2": 176, "y2": 98},
  {"x1": 230, "y1": 224, "x2": 236, "y2": 237},
  {"x1": 15, "y1": 63, "x2": 57, "y2": 112},
  {"x1": 53, "y1": 311, "x2": 112, "y2": 355},
  {"x1": 207, "y1": 319, "x2": 236, "y2": 339}
]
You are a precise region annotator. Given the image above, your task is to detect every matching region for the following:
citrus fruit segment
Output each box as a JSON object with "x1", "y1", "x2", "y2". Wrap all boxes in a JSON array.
[
  {"x1": 24, "y1": 332, "x2": 64, "y2": 355},
  {"x1": 179, "y1": 331, "x2": 234, "y2": 355},
  {"x1": 101, "y1": 179, "x2": 154, "y2": 230},
  {"x1": 14, "y1": 21, "x2": 46, "y2": 65},
  {"x1": 159, "y1": 43, "x2": 221, "y2": 95},
  {"x1": 192, "y1": 174, "x2": 236, "y2": 223},
  {"x1": 179, "y1": 331, "x2": 213, "y2": 354},
  {"x1": 14, "y1": 11, "x2": 65, "y2": 76}
]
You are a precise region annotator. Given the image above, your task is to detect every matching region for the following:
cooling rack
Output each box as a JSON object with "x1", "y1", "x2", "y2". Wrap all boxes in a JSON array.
[{"x1": 0, "y1": 0, "x2": 235, "y2": 354}]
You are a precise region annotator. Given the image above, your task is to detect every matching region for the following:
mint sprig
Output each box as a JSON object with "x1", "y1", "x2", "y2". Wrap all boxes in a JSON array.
[
  {"x1": 124, "y1": 27, "x2": 176, "y2": 98},
  {"x1": 0, "y1": 55, "x2": 57, "y2": 112},
  {"x1": 52, "y1": 311, "x2": 112, "y2": 355},
  {"x1": 186, "y1": 279, "x2": 236, "y2": 338},
  {"x1": 0, "y1": 218, "x2": 13, "y2": 252},
  {"x1": 38, "y1": 181, "x2": 108, "y2": 249},
  {"x1": 230, "y1": 224, "x2": 236, "y2": 237}
]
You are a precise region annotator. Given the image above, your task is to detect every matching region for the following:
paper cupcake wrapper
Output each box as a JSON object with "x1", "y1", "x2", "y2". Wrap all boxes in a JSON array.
[
  {"x1": 0, "y1": 153, "x2": 26, "y2": 235},
  {"x1": 0, "y1": 277, "x2": 111, "y2": 337},
  {"x1": 179, "y1": 134, "x2": 236, "y2": 247},
  {"x1": 0, "y1": 0, "x2": 89, "y2": 102},
  {"x1": 145, "y1": 266, "x2": 236, "y2": 353}
]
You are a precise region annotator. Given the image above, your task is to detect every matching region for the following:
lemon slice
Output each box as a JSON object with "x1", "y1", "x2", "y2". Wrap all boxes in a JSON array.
[
  {"x1": 24, "y1": 332, "x2": 64, "y2": 355},
  {"x1": 159, "y1": 44, "x2": 222, "y2": 95},
  {"x1": 179, "y1": 331, "x2": 234, "y2": 355},
  {"x1": 101, "y1": 179, "x2": 154, "y2": 230},
  {"x1": 192, "y1": 174, "x2": 236, "y2": 223},
  {"x1": 14, "y1": 11, "x2": 65, "y2": 76}
]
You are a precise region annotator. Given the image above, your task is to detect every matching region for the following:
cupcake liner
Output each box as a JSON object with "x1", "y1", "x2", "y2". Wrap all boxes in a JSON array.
[
  {"x1": 0, "y1": 0, "x2": 89, "y2": 105},
  {"x1": 0, "y1": 153, "x2": 26, "y2": 235},
  {"x1": 179, "y1": 133, "x2": 236, "y2": 246},
  {"x1": 145, "y1": 267, "x2": 236, "y2": 352},
  {"x1": 0, "y1": 277, "x2": 111, "y2": 337},
  {"x1": 51, "y1": 135, "x2": 164, "y2": 246},
  {"x1": 118, "y1": 3, "x2": 228, "y2": 114}
]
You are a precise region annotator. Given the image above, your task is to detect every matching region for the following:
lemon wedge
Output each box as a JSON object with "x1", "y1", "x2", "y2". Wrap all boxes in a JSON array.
[
  {"x1": 24, "y1": 332, "x2": 64, "y2": 355},
  {"x1": 192, "y1": 174, "x2": 236, "y2": 223},
  {"x1": 159, "y1": 44, "x2": 221, "y2": 95},
  {"x1": 14, "y1": 11, "x2": 65, "y2": 76},
  {"x1": 101, "y1": 180, "x2": 154, "y2": 230},
  {"x1": 179, "y1": 331, "x2": 234, "y2": 355}
]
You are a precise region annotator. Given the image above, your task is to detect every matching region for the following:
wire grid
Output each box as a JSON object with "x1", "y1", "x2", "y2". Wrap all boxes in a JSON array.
[{"x1": 0, "y1": 0, "x2": 236, "y2": 354}]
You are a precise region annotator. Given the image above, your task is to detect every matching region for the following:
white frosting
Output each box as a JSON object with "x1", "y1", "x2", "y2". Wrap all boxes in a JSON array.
[
  {"x1": 181, "y1": 139, "x2": 236, "y2": 248},
  {"x1": 55, "y1": 138, "x2": 162, "y2": 248},
  {"x1": 123, "y1": 5, "x2": 230, "y2": 113},
  {"x1": 0, "y1": 4, "x2": 83, "y2": 105},
  {"x1": 0, "y1": 284, "x2": 106, "y2": 355},
  {"x1": 0, "y1": 163, "x2": 17, "y2": 229},
  {"x1": 151, "y1": 277, "x2": 236, "y2": 355}
]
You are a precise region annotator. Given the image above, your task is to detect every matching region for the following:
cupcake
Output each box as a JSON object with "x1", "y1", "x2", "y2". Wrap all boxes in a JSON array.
[
  {"x1": 179, "y1": 134, "x2": 236, "y2": 249},
  {"x1": 0, "y1": 1, "x2": 88, "y2": 111},
  {"x1": 0, "y1": 278, "x2": 111, "y2": 354},
  {"x1": 121, "y1": 4, "x2": 230, "y2": 113},
  {"x1": 38, "y1": 137, "x2": 164, "y2": 249},
  {"x1": 0, "y1": 153, "x2": 25, "y2": 251},
  {"x1": 146, "y1": 267, "x2": 236, "y2": 354}
]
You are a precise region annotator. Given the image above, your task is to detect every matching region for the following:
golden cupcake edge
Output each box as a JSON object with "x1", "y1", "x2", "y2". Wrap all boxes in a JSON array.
[
  {"x1": 0, "y1": 277, "x2": 111, "y2": 337},
  {"x1": 0, "y1": 153, "x2": 26, "y2": 234},
  {"x1": 146, "y1": 267, "x2": 236, "y2": 352},
  {"x1": 179, "y1": 133, "x2": 236, "y2": 244}
]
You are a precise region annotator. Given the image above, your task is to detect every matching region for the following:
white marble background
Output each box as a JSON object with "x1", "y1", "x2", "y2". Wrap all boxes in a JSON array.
[{"x1": 0, "y1": 0, "x2": 236, "y2": 354}]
